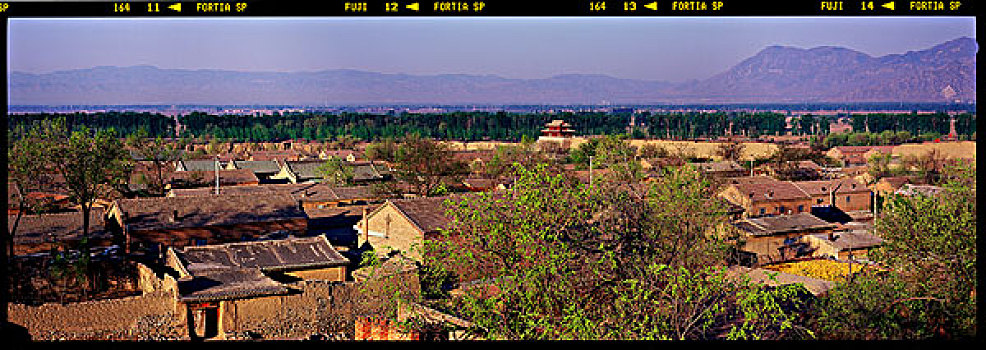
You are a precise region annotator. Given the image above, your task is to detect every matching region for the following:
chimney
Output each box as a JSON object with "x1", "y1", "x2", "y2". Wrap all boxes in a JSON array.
[{"x1": 171, "y1": 209, "x2": 179, "y2": 223}]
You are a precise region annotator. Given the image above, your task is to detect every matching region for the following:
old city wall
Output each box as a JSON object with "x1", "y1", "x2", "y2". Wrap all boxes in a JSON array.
[{"x1": 8, "y1": 263, "x2": 184, "y2": 340}]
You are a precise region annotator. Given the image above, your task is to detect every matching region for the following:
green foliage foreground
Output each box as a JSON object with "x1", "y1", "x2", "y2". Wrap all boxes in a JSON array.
[{"x1": 411, "y1": 165, "x2": 814, "y2": 340}]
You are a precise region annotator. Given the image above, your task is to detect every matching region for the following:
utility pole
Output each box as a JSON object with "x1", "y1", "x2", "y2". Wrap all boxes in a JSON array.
[
  {"x1": 215, "y1": 155, "x2": 220, "y2": 195},
  {"x1": 589, "y1": 155, "x2": 593, "y2": 188}
]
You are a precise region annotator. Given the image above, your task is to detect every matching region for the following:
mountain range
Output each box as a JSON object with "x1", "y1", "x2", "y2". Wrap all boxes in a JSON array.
[{"x1": 8, "y1": 37, "x2": 976, "y2": 105}]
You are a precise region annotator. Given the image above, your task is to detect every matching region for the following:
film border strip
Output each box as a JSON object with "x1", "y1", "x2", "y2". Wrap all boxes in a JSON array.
[{"x1": 0, "y1": 1, "x2": 976, "y2": 17}]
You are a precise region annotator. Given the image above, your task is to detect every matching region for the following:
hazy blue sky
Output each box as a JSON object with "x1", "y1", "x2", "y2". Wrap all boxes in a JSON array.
[{"x1": 7, "y1": 17, "x2": 976, "y2": 82}]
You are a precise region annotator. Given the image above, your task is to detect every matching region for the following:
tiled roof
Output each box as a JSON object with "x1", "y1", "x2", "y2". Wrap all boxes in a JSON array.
[
  {"x1": 165, "y1": 169, "x2": 259, "y2": 188},
  {"x1": 227, "y1": 160, "x2": 282, "y2": 174},
  {"x1": 737, "y1": 213, "x2": 836, "y2": 236},
  {"x1": 114, "y1": 194, "x2": 306, "y2": 231},
  {"x1": 177, "y1": 266, "x2": 289, "y2": 302},
  {"x1": 792, "y1": 160, "x2": 823, "y2": 171},
  {"x1": 178, "y1": 236, "x2": 349, "y2": 272},
  {"x1": 177, "y1": 159, "x2": 222, "y2": 172},
  {"x1": 792, "y1": 178, "x2": 869, "y2": 196},
  {"x1": 8, "y1": 209, "x2": 110, "y2": 245},
  {"x1": 173, "y1": 236, "x2": 348, "y2": 301},
  {"x1": 895, "y1": 184, "x2": 946, "y2": 197},
  {"x1": 352, "y1": 164, "x2": 384, "y2": 182},
  {"x1": 810, "y1": 232, "x2": 883, "y2": 251},
  {"x1": 877, "y1": 176, "x2": 912, "y2": 189},
  {"x1": 328, "y1": 186, "x2": 377, "y2": 201},
  {"x1": 730, "y1": 181, "x2": 810, "y2": 202},
  {"x1": 726, "y1": 176, "x2": 780, "y2": 185},
  {"x1": 285, "y1": 161, "x2": 328, "y2": 181},
  {"x1": 388, "y1": 196, "x2": 455, "y2": 234},
  {"x1": 169, "y1": 184, "x2": 380, "y2": 203}
]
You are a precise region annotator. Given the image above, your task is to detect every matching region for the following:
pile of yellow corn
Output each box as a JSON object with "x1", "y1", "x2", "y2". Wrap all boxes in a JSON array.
[{"x1": 763, "y1": 259, "x2": 870, "y2": 282}]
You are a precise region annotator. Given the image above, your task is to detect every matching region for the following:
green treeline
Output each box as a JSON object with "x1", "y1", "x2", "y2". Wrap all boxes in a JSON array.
[
  {"x1": 6, "y1": 111, "x2": 974, "y2": 142},
  {"x1": 850, "y1": 113, "x2": 976, "y2": 137}
]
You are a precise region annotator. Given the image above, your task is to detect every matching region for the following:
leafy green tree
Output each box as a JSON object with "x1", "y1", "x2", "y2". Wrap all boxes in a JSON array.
[
  {"x1": 316, "y1": 158, "x2": 355, "y2": 186},
  {"x1": 41, "y1": 123, "x2": 131, "y2": 241},
  {"x1": 813, "y1": 163, "x2": 976, "y2": 339},
  {"x1": 418, "y1": 164, "x2": 799, "y2": 340},
  {"x1": 5, "y1": 122, "x2": 63, "y2": 328},
  {"x1": 866, "y1": 151, "x2": 895, "y2": 181},
  {"x1": 567, "y1": 138, "x2": 600, "y2": 169},
  {"x1": 592, "y1": 135, "x2": 640, "y2": 181},
  {"x1": 364, "y1": 137, "x2": 398, "y2": 162}
]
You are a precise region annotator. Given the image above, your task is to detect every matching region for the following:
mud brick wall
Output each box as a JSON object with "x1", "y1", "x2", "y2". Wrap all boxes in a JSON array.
[
  {"x1": 7, "y1": 290, "x2": 184, "y2": 340},
  {"x1": 222, "y1": 267, "x2": 420, "y2": 340},
  {"x1": 136, "y1": 262, "x2": 178, "y2": 294}
]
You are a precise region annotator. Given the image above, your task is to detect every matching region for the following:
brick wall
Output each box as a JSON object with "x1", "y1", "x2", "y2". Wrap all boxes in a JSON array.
[{"x1": 361, "y1": 205, "x2": 425, "y2": 260}]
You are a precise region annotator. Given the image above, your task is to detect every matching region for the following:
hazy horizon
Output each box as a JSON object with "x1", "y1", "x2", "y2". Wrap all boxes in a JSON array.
[{"x1": 7, "y1": 17, "x2": 976, "y2": 83}]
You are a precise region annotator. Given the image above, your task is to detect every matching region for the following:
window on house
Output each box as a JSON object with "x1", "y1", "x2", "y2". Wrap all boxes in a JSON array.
[
  {"x1": 798, "y1": 205, "x2": 804, "y2": 212},
  {"x1": 846, "y1": 196, "x2": 851, "y2": 203},
  {"x1": 759, "y1": 208, "x2": 766, "y2": 215},
  {"x1": 778, "y1": 206, "x2": 786, "y2": 213},
  {"x1": 817, "y1": 198, "x2": 824, "y2": 204}
]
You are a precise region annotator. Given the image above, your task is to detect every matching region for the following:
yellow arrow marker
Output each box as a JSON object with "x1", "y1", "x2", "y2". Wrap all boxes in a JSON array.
[
  {"x1": 881, "y1": 1, "x2": 894, "y2": 10},
  {"x1": 644, "y1": 2, "x2": 657, "y2": 10},
  {"x1": 168, "y1": 3, "x2": 181, "y2": 12},
  {"x1": 406, "y1": 3, "x2": 419, "y2": 11}
]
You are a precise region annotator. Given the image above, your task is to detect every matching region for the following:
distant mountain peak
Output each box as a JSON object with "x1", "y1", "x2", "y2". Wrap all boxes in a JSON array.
[{"x1": 8, "y1": 37, "x2": 976, "y2": 105}]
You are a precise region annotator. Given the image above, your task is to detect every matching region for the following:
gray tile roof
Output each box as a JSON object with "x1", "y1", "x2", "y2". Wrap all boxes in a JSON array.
[
  {"x1": 173, "y1": 236, "x2": 349, "y2": 302},
  {"x1": 178, "y1": 236, "x2": 349, "y2": 272},
  {"x1": 227, "y1": 160, "x2": 282, "y2": 174},
  {"x1": 811, "y1": 232, "x2": 883, "y2": 251},
  {"x1": 176, "y1": 266, "x2": 289, "y2": 302},
  {"x1": 387, "y1": 196, "x2": 455, "y2": 234},
  {"x1": 285, "y1": 161, "x2": 328, "y2": 182},
  {"x1": 177, "y1": 159, "x2": 223, "y2": 172},
  {"x1": 737, "y1": 213, "x2": 836, "y2": 236}
]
